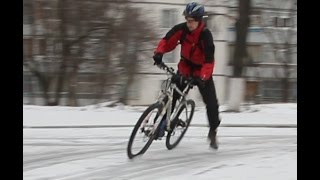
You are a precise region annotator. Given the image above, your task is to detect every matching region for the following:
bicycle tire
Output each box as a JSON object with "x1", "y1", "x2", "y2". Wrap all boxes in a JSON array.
[
  {"x1": 166, "y1": 100, "x2": 195, "y2": 150},
  {"x1": 127, "y1": 102, "x2": 163, "y2": 159}
]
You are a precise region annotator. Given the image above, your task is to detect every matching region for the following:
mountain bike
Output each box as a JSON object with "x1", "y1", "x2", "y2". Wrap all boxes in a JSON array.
[{"x1": 127, "y1": 62, "x2": 200, "y2": 159}]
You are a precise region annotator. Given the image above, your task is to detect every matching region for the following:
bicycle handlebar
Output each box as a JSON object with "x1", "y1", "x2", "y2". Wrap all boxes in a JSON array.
[
  {"x1": 156, "y1": 62, "x2": 205, "y2": 87},
  {"x1": 156, "y1": 62, "x2": 175, "y2": 75}
]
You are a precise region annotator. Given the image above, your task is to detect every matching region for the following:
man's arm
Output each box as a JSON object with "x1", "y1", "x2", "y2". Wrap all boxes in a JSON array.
[
  {"x1": 200, "y1": 29, "x2": 215, "y2": 80},
  {"x1": 155, "y1": 23, "x2": 186, "y2": 54}
]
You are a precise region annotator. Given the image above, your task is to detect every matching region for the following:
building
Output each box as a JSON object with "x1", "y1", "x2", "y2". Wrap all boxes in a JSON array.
[
  {"x1": 126, "y1": 0, "x2": 297, "y2": 106},
  {"x1": 23, "y1": 0, "x2": 297, "y2": 106}
]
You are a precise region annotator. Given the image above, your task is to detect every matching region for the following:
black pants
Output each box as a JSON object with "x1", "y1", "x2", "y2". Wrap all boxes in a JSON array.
[{"x1": 172, "y1": 77, "x2": 221, "y2": 131}]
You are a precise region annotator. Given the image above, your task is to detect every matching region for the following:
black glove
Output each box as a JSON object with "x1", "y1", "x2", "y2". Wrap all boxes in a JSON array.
[{"x1": 153, "y1": 53, "x2": 163, "y2": 65}]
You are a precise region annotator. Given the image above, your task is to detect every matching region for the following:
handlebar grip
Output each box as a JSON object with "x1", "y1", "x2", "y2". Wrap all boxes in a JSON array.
[{"x1": 157, "y1": 62, "x2": 175, "y2": 74}]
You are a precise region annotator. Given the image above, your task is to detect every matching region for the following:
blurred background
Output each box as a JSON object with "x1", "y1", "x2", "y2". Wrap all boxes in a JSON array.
[{"x1": 23, "y1": 0, "x2": 297, "y2": 107}]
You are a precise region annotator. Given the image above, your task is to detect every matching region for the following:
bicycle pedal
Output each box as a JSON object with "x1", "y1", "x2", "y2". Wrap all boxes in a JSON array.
[{"x1": 177, "y1": 121, "x2": 186, "y2": 127}]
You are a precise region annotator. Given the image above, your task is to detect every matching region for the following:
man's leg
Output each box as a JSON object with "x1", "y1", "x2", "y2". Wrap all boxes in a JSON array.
[{"x1": 198, "y1": 77, "x2": 221, "y2": 149}]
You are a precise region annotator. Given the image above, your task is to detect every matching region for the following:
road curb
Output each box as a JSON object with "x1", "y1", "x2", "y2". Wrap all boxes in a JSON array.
[{"x1": 23, "y1": 124, "x2": 297, "y2": 129}]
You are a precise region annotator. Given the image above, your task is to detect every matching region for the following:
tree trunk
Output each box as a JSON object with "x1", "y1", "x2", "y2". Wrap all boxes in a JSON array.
[
  {"x1": 67, "y1": 61, "x2": 78, "y2": 106},
  {"x1": 28, "y1": 76, "x2": 35, "y2": 104},
  {"x1": 232, "y1": 0, "x2": 251, "y2": 77},
  {"x1": 281, "y1": 77, "x2": 290, "y2": 103},
  {"x1": 25, "y1": 64, "x2": 51, "y2": 105},
  {"x1": 53, "y1": 0, "x2": 67, "y2": 106},
  {"x1": 282, "y1": 41, "x2": 292, "y2": 103},
  {"x1": 118, "y1": 53, "x2": 137, "y2": 105},
  {"x1": 228, "y1": 78, "x2": 246, "y2": 112},
  {"x1": 281, "y1": 62, "x2": 291, "y2": 103},
  {"x1": 54, "y1": 46, "x2": 68, "y2": 106},
  {"x1": 228, "y1": 0, "x2": 251, "y2": 111},
  {"x1": 94, "y1": 60, "x2": 108, "y2": 104}
]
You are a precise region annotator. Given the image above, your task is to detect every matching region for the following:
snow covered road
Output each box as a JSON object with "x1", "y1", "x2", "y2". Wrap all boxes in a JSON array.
[
  {"x1": 23, "y1": 126, "x2": 296, "y2": 180},
  {"x1": 23, "y1": 103, "x2": 297, "y2": 179}
]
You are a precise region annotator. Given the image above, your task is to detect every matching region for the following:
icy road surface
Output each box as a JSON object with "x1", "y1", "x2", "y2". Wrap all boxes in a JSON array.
[{"x1": 23, "y1": 126, "x2": 296, "y2": 180}]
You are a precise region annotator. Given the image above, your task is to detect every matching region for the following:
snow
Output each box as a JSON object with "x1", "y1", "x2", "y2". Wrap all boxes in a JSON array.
[
  {"x1": 23, "y1": 103, "x2": 297, "y2": 127},
  {"x1": 23, "y1": 103, "x2": 297, "y2": 180}
]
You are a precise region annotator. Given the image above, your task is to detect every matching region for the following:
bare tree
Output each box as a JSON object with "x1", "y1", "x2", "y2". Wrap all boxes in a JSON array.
[
  {"x1": 116, "y1": 7, "x2": 155, "y2": 105},
  {"x1": 232, "y1": 0, "x2": 251, "y2": 77},
  {"x1": 23, "y1": 0, "x2": 156, "y2": 106},
  {"x1": 225, "y1": 0, "x2": 251, "y2": 112},
  {"x1": 23, "y1": 0, "x2": 54, "y2": 105}
]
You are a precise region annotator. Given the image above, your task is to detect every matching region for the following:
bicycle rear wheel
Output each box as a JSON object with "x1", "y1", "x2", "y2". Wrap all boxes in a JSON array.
[
  {"x1": 166, "y1": 100, "x2": 195, "y2": 150},
  {"x1": 127, "y1": 102, "x2": 163, "y2": 159}
]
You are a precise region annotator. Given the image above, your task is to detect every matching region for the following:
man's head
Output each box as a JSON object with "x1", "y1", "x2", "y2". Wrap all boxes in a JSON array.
[
  {"x1": 185, "y1": 17, "x2": 200, "y2": 31},
  {"x1": 183, "y1": 2, "x2": 205, "y2": 31}
]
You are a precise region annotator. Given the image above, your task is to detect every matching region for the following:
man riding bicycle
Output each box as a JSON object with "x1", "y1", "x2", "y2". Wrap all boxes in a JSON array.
[{"x1": 153, "y1": 2, "x2": 221, "y2": 149}]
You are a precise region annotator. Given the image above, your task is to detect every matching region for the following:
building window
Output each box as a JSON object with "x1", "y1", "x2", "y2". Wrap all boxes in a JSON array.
[
  {"x1": 24, "y1": 38, "x2": 33, "y2": 58},
  {"x1": 259, "y1": 80, "x2": 297, "y2": 102},
  {"x1": 284, "y1": 17, "x2": 291, "y2": 27},
  {"x1": 278, "y1": 17, "x2": 285, "y2": 27},
  {"x1": 261, "y1": 80, "x2": 282, "y2": 100},
  {"x1": 247, "y1": 45, "x2": 262, "y2": 63},
  {"x1": 33, "y1": 39, "x2": 46, "y2": 55},
  {"x1": 273, "y1": 17, "x2": 291, "y2": 27},
  {"x1": 228, "y1": 44, "x2": 262, "y2": 65},
  {"x1": 273, "y1": 17, "x2": 278, "y2": 27},
  {"x1": 23, "y1": 0, "x2": 34, "y2": 24},
  {"x1": 251, "y1": 15, "x2": 261, "y2": 26},
  {"x1": 250, "y1": 10, "x2": 261, "y2": 27},
  {"x1": 161, "y1": 9, "x2": 177, "y2": 28},
  {"x1": 245, "y1": 80, "x2": 259, "y2": 102}
]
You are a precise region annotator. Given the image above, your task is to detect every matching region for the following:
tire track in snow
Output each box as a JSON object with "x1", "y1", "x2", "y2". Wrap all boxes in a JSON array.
[{"x1": 54, "y1": 135, "x2": 296, "y2": 180}]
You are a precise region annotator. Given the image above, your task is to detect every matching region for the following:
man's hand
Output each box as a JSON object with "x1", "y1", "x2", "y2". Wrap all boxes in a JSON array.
[
  {"x1": 153, "y1": 53, "x2": 163, "y2": 65},
  {"x1": 200, "y1": 63, "x2": 214, "y2": 81}
]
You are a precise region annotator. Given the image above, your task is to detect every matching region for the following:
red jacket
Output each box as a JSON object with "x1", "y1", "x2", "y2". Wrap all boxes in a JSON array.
[{"x1": 155, "y1": 22, "x2": 215, "y2": 80}]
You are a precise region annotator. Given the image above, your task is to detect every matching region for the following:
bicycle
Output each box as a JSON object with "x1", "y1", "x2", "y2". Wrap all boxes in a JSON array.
[{"x1": 127, "y1": 62, "x2": 200, "y2": 159}]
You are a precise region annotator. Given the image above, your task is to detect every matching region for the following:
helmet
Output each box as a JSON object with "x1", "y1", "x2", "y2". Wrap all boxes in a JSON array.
[{"x1": 183, "y1": 2, "x2": 205, "y2": 19}]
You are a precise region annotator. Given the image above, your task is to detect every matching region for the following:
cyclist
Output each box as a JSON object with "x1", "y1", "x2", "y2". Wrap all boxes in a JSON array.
[{"x1": 153, "y1": 2, "x2": 221, "y2": 149}]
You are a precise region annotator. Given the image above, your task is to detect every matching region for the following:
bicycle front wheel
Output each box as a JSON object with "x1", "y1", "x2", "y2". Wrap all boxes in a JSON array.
[
  {"x1": 166, "y1": 100, "x2": 195, "y2": 150},
  {"x1": 127, "y1": 102, "x2": 163, "y2": 159}
]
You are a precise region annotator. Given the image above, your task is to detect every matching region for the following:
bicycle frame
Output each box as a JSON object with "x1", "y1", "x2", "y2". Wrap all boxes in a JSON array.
[
  {"x1": 156, "y1": 65, "x2": 194, "y2": 132},
  {"x1": 127, "y1": 63, "x2": 197, "y2": 159}
]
